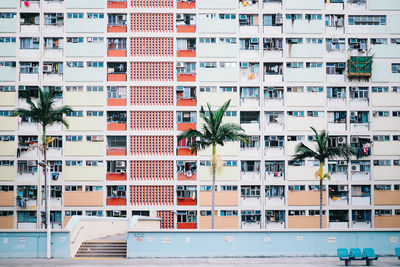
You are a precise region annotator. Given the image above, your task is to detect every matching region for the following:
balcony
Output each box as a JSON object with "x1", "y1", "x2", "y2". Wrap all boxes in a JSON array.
[
  {"x1": 177, "y1": 38, "x2": 196, "y2": 57},
  {"x1": 265, "y1": 210, "x2": 285, "y2": 229},
  {"x1": 177, "y1": 0, "x2": 195, "y2": 9},
  {"x1": 239, "y1": 63, "x2": 260, "y2": 83},
  {"x1": 241, "y1": 187, "x2": 262, "y2": 207},
  {"x1": 241, "y1": 210, "x2": 261, "y2": 230},
  {"x1": 327, "y1": 112, "x2": 347, "y2": 132},
  {"x1": 239, "y1": 14, "x2": 259, "y2": 34},
  {"x1": 328, "y1": 185, "x2": 349, "y2": 206},
  {"x1": 43, "y1": 13, "x2": 64, "y2": 34},
  {"x1": 351, "y1": 185, "x2": 371, "y2": 205},
  {"x1": 64, "y1": 191, "x2": 103, "y2": 207},
  {"x1": 107, "y1": 0, "x2": 127, "y2": 8},
  {"x1": 107, "y1": 136, "x2": 127, "y2": 156},
  {"x1": 177, "y1": 137, "x2": 196, "y2": 156},
  {"x1": 177, "y1": 86, "x2": 196, "y2": 106},
  {"x1": 43, "y1": 62, "x2": 63, "y2": 82},
  {"x1": 107, "y1": 111, "x2": 127, "y2": 131},
  {"x1": 176, "y1": 14, "x2": 196, "y2": 33},
  {"x1": 239, "y1": 0, "x2": 259, "y2": 9},
  {"x1": 43, "y1": 38, "x2": 63, "y2": 58},
  {"x1": 265, "y1": 161, "x2": 285, "y2": 181},
  {"x1": 177, "y1": 161, "x2": 196, "y2": 181},
  {"x1": 17, "y1": 136, "x2": 38, "y2": 158},
  {"x1": 177, "y1": 211, "x2": 197, "y2": 229},
  {"x1": 263, "y1": 63, "x2": 283, "y2": 83},
  {"x1": 107, "y1": 62, "x2": 127, "y2": 81},
  {"x1": 16, "y1": 186, "x2": 37, "y2": 209},
  {"x1": 265, "y1": 187, "x2": 285, "y2": 206},
  {"x1": 264, "y1": 136, "x2": 284, "y2": 156},
  {"x1": 177, "y1": 186, "x2": 197, "y2": 206},
  {"x1": 107, "y1": 14, "x2": 127, "y2": 32},
  {"x1": 20, "y1": 13, "x2": 40, "y2": 33},
  {"x1": 107, "y1": 191, "x2": 126, "y2": 206},
  {"x1": 107, "y1": 86, "x2": 127, "y2": 106},
  {"x1": 106, "y1": 161, "x2": 127, "y2": 181},
  {"x1": 177, "y1": 62, "x2": 196, "y2": 82},
  {"x1": 177, "y1": 111, "x2": 196, "y2": 131},
  {"x1": 240, "y1": 136, "x2": 261, "y2": 156},
  {"x1": 108, "y1": 38, "x2": 127, "y2": 57},
  {"x1": 328, "y1": 160, "x2": 348, "y2": 181},
  {"x1": 240, "y1": 111, "x2": 260, "y2": 133},
  {"x1": 329, "y1": 210, "x2": 348, "y2": 229},
  {"x1": 350, "y1": 111, "x2": 369, "y2": 132},
  {"x1": 19, "y1": 62, "x2": 39, "y2": 82}
]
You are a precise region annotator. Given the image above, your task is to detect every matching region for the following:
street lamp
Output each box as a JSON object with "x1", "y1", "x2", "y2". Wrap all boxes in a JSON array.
[{"x1": 39, "y1": 160, "x2": 51, "y2": 259}]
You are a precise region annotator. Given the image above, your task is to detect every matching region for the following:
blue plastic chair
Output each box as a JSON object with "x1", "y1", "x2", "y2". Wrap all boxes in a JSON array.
[
  {"x1": 395, "y1": 247, "x2": 400, "y2": 260},
  {"x1": 350, "y1": 248, "x2": 363, "y2": 260},
  {"x1": 363, "y1": 248, "x2": 378, "y2": 260},
  {"x1": 337, "y1": 248, "x2": 350, "y2": 260}
]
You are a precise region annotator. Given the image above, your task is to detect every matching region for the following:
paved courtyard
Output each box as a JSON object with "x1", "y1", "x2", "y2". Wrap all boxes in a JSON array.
[{"x1": 0, "y1": 257, "x2": 399, "y2": 267}]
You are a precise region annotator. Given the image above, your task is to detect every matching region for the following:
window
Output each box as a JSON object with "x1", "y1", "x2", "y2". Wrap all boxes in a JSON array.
[
  {"x1": 392, "y1": 64, "x2": 400, "y2": 74},
  {"x1": 220, "y1": 210, "x2": 238, "y2": 216},
  {"x1": 66, "y1": 37, "x2": 83, "y2": 43},
  {"x1": 85, "y1": 186, "x2": 102, "y2": 191},
  {"x1": 17, "y1": 211, "x2": 37, "y2": 223},
  {"x1": 87, "y1": 62, "x2": 104, "y2": 68},
  {"x1": 286, "y1": 62, "x2": 303, "y2": 69},
  {"x1": 288, "y1": 185, "x2": 305, "y2": 191},
  {"x1": 199, "y1": 62, "x2": 216, "y2": 69},
  {"x1": 305, "y1": 14, "x2": 322, "y2": 21},
  {"x1": 306, "y1": 38, "x2": 322, "y2": 44},
  {"x1": 107, "y1": 185, "x2": 126, "y2": 198},
  {"x1": 372, "y1": 87, "x2": 388, "y2": 93},
  {"x1": 44, "y1": 13, "x2": 64, "y2": 26},
  {"x1": 309, "y1": 210, "x2": 326, "y2": 216},
  {"x1": 0, "y1": 185, "x2": 13, "y2": 191},
  {"x1": 288, "y1": 210, "x2": 306, "y2": 216},
  {"x1": 86, "y1": 111, "x2": 104, "y2": 117},
  {"x1": 264, "y1": 136, "x2": 284, "y2": 148},
  {"x1": 241, "y1": 185, "x2": 261, "y2": 197},
  {"x1": 265, "y1": 185, "x2": 284, "y2": 198},
  {"x1": 219, "y1": 14, "x2": 235, "y2": 20},
  {"x1": 287, "y1": 111, "x2": 304, "y2": 117},
  {"x1": 373, "y1": 135, "x2": 390, "y2": 142},
  {"x1": 65, "y1": 210, "x2": 82, "y2": 216},
  {"x1": 20, "y1": 62, "x2": 39, "y2": 74},
  {"x1": 86, "y1": 160, "x2": 103, "y2": 167},
  {"x1": 20, "y1": 38, "x2": 39, "y2": 49},
  {"x1": 374, "y1": 185, "x2": 391, "y2": 191},
  {"x1": 0, "y1": 86, "x2": 15, "y2": 92},
  {"x1": 220, "y1": 185, "x2": 238, "y2": 191},
  {"x1": 65, "y1": 161, "x2": 83, "y2": 167},
  {"x1": 307, "y1": 111, "x2": 324, "y2": 117},
  {"x1": 306, "y1": 62, "x2": 323, "y2": 68},
  {"x1": 223, "y1": 160, "x2": 237, "y2": 166},
  {"x1": 287, "y1": 86, "x2": 304, "y2": 93},
  {"x1": 326, "y1": 38, "x2": 345, "y2": 52},
  {"x1": 0, "y1": 110, "x2": 14, "y2": 117},
  {"x1": 371, "y1": 38, "x2": 387, "y2": 45},
  {"x1": 65, "y1": 186, "x2": 83, "y2": 191},
  {"x1": 372, "y1": 111, "x2": 389, "y2": 117},
  {"x1": 86, "y1": 210, "x2": 103, "y2": 217},
  {"x1": 66, "y1": 61, "x2": 84, "y2": 68},
  {"x1": 65, "y1": 135, "x2": 83, "y2": 142},
  {"x1": 199, "y1": 38, "x2": 216, "y2": 43},
  {"x1": 286, "y1": 14, "x2": 302, "y2": 21},
  {"x1": 0, "y1": 62, "x2": 16, "y2": 68},
  {"x1": 0, "y1": 13, "x2": 16, "y2": 19},
  {"x1": 219, "y1": 38, "x2": 236, "y2": 44},
  {"x1": 66, "y1": 111, "x2": 83, "y2": 117},
  {"x1": 177, "y1": 111, "x2": 196, "y2": 123},
  {"x1": 288, "y1": 160, "x2": 305, "y2": 166},
  {"x1": 0, "y1": 211, "x2": 13, "y2": 216},
  {"x1": 373, "y1": 160, "x2": 391, "y2": 166},
  {"x1": 375, "y1": 209, "x2": 392, "y2": 216},
  {"x1": 88, "y1": 13, "x2": 104, "y2": 19},
  {"x1": 67, "y1": 13, "x2": 84, "y2": 19},
  {"x1": 0, "y1": 135, "x2": 15, "y2": 142},
  {"x1": 348, "y1": 15, "x2": 386, "y2": 26}
]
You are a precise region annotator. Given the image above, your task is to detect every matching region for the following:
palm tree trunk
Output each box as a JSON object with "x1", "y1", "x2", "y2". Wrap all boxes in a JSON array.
[
  {"x1": 211, "y1": 144, "x2": 216, "y2": 229},
  {"x1": 319, "y1": 162, "x2": 323, "y2": 229},
  {"x1": 42, "y1": 126, "x2": 51, "y2": 258}
]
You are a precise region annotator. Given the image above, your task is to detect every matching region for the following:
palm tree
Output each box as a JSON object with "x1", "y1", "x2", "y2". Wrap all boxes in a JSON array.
[
  {"x1": 178, "y1": 100, "x2": 248, "y2": 229},
  {"x1": 14, "y1": 88, "x2": 72, "y2": 257},
  {"x1": 292, "y1": 127, "x2": 356, "y2": 228}
]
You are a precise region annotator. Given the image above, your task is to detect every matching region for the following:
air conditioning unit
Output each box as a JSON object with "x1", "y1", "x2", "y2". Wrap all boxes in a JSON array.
[
  {"x1": 287, "y1": 39, "x2": 298, "y2": 44},
  {"x1": 350, "y1": 111, "x2": 358, "y2": 117},
  {"x1": 338, "y1": 160, "x2": 346, "y2": 165},
  {"x1": 32, "y1": 37, "x2": 39, "y2": 43},
  {"x1": 239, "y1": 15, "x2": 248, "y2": 21},
  {"x1": 176, "y1": 14, "x2": 184, "y2": 20},
  {"x1": 337, "y1": 63, "x2": 345, "y2": 69},
  {"x1": 275, "y1": 14, "x2": 283, "y2": 25},
  {"x1": 186, "y1": 171, "x2": 192, "y2": 177},
  {"x1": 116, "y1": 161, "x2": 126, "y2": 167},
  {"x1": 338, "y1": 137, "x2": 346, "y2": 144},
  {"x1": 338, "y1": 185, "x2": 348, "y2": 191},
  {"x1": 264, "y1": 38, "x2": 272, "y2": 44},
  {"x1": 266, "y1": 211, "x2": 274, "y2": 216},
  {"x1": 351, "y1": 136, "x2": 359, "y2": 143},
  {"x1": 274, "y1": 172, "x2": 282, "y2": 177},
  {"x1": 188, "y1": 211, "x2": 196, "y2": 215},
  {"x1": 250, "y1": 38, "x2": 259, "y2": 44},
  {"x1": 176, "y1": 62, "x2": 185, "y2": 68},
  {"x1": 177, "y1": 185, "x2": 183, "y2": 190},
  {"x1": 87, "y1": 37, "x2": 93, "y2": 43},
  {"x1": 113, "y1": 211, "x2": 121, "y2": 216},
  {"x1": 240, "y1": 62, "x2": 249, "y2": 68},
  {"x1": 27, "y1": 160, "x2": 36, "y2": 166},
  {"x1": 43, "y1": 65, "x2": 53, "y2": 73},
  {"x1": 332, "y1": 38, "x2": 339, "y2": 44},
  {"x1": 351, "y1": 165, "x2": 360, "y2": 172}
]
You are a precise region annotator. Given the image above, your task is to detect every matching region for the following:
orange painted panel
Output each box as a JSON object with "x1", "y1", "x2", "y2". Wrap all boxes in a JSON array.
[
  {"x1": 107, "y1": 148, "x2": 127, "y2": 156},
  {"x1": 106, "y1": 173, "x2": 127, "y2": 181},
  {"x1": 177, "y1": 1, "x2": 195, "y2": 9},
  {"x1": 107, "y1": 123, "x2": 127, "y2": 131},
  {"x1": 107, "y1": 25, "x2": 127, "y2": 33},
  {"x1": 177, "y1": 148, "x2": 196, "y2": 156},
  {"x1": 0, "y1": 217, "x2": 14, "y2": 229},
  {"x1": 107, "y1": 1, "x2": 127, "y2": 8},
  {"x1": 63, "y1": 216, "x2": 71, "y2": 228},
  {"x1": 200, "y1": 191, "x2": 239, "y2": 206},
  {"x1": 0, "y1": 192, "x2": 14, "y2": 207},
  {"x1": 287, "y1": 191, "x2": 326, "y2": 206},
  {"x1": 108, "y1": 74, "x2": 127, "y2": 81},
  {"x1": 177, "y1": 222, "x2": 197, "y2": 229},
  {"x1": 375, "y1": 215, "x2": 400, "y2": 228},
  {"x1": 177, "y1": 172, "x2": 196, "y2": 181},
  {"x1": 177, "y1": 98, "x2": 196, "y2": 106},
  {"x1": 177, "y1": 197, "x2": 196, "y2": 206},
  {"x1": 64, "y1": 191, "x2": 103, "y2": 207},
  {"x1": 177, "y1": 50, "x2": 196, "y2": 57},
  {"x1": 200, "y1": 216, "x2": 239, "y2": 229},
  {"x1": 108, "y1": 50, "x2": 127, "y2": 57},
  {"x1": 177, "y1": 123, "x2": 196, "y2": 131},
  {"x1": 107, "y1": 197, "x2": 126, "y2": 206},
  {"x1": 108, "y1": 98, "x2": 127, "y2": 106},
  {"x1": 374, "y1": 191, "x2": 400, "y2": 205},
  {"x1": 177, "y1": 25, "x2": 196, "y2": 33},
  {"x1": 288, "y1": 216, "x2": 327, "y2": 228},
  {"x1": 177, "y1": 74, "x2": 196, "y2": 82}
]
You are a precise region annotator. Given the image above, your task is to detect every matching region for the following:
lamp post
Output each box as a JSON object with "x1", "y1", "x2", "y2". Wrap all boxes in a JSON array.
[{"x1": 39, "y1": 161, "x2": 51, "y2": 259}]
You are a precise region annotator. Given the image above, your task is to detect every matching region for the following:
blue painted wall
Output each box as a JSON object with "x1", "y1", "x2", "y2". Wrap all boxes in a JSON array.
[
  {"x1": 0, "y1": 231, "x2": 70, "y2": 258},
  {"x1": 127, "y1": 231, "x2": 400, "y2": 258}
]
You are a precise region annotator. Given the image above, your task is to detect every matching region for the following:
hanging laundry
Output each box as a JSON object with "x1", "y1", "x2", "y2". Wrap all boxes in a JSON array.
[{"x1": 24, "y1": 1, "x2": 29, "y2": 7}]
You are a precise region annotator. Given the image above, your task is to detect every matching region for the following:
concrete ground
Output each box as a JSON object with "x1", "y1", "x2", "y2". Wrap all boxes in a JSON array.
[{"x1": 0, "y1": 257, "x2": 399, "y2": 267}]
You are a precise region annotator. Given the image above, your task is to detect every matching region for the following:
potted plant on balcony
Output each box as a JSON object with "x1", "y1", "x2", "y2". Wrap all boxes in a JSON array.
[
  {"x1": 178, "y1": 100, "x2": 248, "y2": 229},
  {"x1": 292, "y1": 127, "x2": 356, "y2": 228}
]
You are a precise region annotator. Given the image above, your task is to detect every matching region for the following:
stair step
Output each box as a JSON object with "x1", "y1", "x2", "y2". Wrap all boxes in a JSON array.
[{"x1": 76, "y1": 240, "x2": 127, "y2": 258}]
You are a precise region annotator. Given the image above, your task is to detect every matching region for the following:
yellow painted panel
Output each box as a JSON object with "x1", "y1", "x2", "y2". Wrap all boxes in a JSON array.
[
  {"x1": 0, "y1": 92, "x2": 16, "y2": 106},
  {"x1": 375, "y1": 216, "x2": 400, "y2": 228},
  {"x1": 64, "y1": 191, "x2": 103, "y2": 207},
  {"x1": 374, "y1": 142, "x2": 400, "y2": 156},
  {"x1": 0, "y1": 216, "x2": 14, "y2": 229},
  {"x1": 198, "y1": 92, "x2": 238, "y2": 107},
  {"x1": 64, "y1": 166, "x2": 105, "y2": 181},
  {"x1": 64, "y1": 141, "x2": 104, "y2": 156},
  {"x1": 372, "y1": 117, "x2": 400, "y2": 131},
  {"x1": 0, "y1": 117, "x2": 16, "y2": 131},
  {"x1": 64, "y1": 92, "x2": 104, "y2": 107},
  {"x1": 0, "y1": 166, "x2": 14, "y2": 181},
  {"x1": 0, "y1": 191, "x2": 14, "y2": 206},
  {"x1": 199, "y1": 166, "x2": 240, "y2": 181},
  {"x1": 66, "y1": 117, "x2": 105, "y2": 132},
  {"x1": 371, "y1": 93, "x2": 400, "y2": 107},
  {"x1": 288, "y1": 216, "x2": 327, "y2": 228},
  {"x1": 0, "y1": 141, "x2": 16, "y2": 156},
  {"x1": 373, "y1": 166, "x2": 400, "y2": 180},
  {"x1": 199, "y1": 216, "x2": 239, "y2": 229},
  {"x1": 199, "y1": 191, "x2": 239, "y2": 206},
  {"x1": 286, "y1": 93, "x2": 325, "y2": 107},
  {"x1": 198, "y1": 142, "x2": 239, "y2": 156}
]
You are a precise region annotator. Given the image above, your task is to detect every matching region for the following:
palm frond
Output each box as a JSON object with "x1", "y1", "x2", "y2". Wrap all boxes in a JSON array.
[{"x1": 292, "y1": 142, "x2": 318, "y2": 162}]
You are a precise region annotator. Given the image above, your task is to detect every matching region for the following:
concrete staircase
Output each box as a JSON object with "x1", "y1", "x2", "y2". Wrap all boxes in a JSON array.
[{"x1": 74, "y1": 241, "x2": 127, "y2": 258}]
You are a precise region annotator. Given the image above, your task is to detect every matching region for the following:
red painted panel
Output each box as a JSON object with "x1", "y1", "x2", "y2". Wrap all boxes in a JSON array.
[
  {"x1": 108, "y1": 73, "x2": 127, "y2": 81},
  {"x1": 107, "y1": 1, "x2": 127, "y2": 8},
  {"x1": 177, "y1": 123, "x2": 196, "y2": 131},
  {"x1": 177, "y1": 172, "x2": 196, "y2": 181},
  {"x1": 108, "y1": 50, "x2": 127, "y2": 57},
  {"x1": 107, "y1": 98, "x2": 127, "y2": 106},
  {"x1": 106, "y1": 173, "x2": 127, "y2": 181},
  {"x1": 177, "y1": 1, "x2": 195, "y2": 9},
  {"x1": 177, "y1": 98, "x2": 196, "y2": 106},
  {"x1": 107, "y1": 148, "x2": 127, "y2": 156},
  {"x1": 177, "y1": 25, "x2": 196, "y2": 33},
  {"x1": 177, "y1": 74, "x2": 196, "y2": 82},
  {"x1": 107, "y1": 123, "x2": 127, "y2": 131},
  {"x1": 107, "y1": 198, "x2": 126, "y2": 206},
  {"x1": 177, "y1": 50, "x2": 196, "y2": 57},
  {"x1": 107, "y1": 25, "x2": 127, "y2": 33},
  {"x1": 177, "y1": 222, "x2": 197, "y2": 229},
  {"x1": 177, "y1": 198, "x2": 197, "y2": 206},
  {"x1": 177, "y1": 148, "x2": 196, "y2": 156}
]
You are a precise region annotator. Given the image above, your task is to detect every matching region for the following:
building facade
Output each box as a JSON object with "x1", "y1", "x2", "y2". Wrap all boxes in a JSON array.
[{"x1": 0, "y1": 0, "x2": 399, "y2": 230}]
